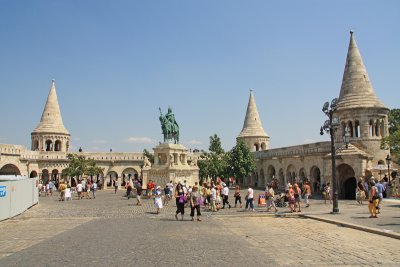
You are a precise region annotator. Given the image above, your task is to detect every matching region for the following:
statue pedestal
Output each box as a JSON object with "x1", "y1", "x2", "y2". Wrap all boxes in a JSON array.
[{"x1": 142, "y1": 143, "x2": 199, "y2": 189}]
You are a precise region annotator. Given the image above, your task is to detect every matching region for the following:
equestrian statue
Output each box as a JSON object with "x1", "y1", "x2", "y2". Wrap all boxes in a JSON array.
[{"x1": 159, "y1": 106, "x2": 180, "y2": 144}]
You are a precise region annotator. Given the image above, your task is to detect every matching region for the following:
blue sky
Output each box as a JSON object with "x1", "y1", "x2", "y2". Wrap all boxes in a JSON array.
[{"x1": 0, "y1": 1, "x2": 399, "y2": 152}]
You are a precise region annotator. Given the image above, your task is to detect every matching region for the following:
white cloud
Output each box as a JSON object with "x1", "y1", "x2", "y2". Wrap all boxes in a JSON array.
[
  {"x1": 126, "y1": 137, "x2": 156, "y2": 144},
  {"x1": 185, "y1": 139, "x2": 202, "y2": 145},
  {"x1": 91, "y1": 139, "x2": 107, "y2": 144}
]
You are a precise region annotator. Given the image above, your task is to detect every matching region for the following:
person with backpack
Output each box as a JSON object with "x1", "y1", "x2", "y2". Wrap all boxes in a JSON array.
[{"x1": 92, "y1": 181, "x2": 97, "y2": 199}]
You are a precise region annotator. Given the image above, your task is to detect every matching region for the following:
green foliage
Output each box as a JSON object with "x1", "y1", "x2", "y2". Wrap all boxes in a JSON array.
[
  {"x1": 209, "y1": 134, "x2": 224, "y2": 155},
  {"x1": 381, "y1": 109, "x2": 400, "y2": 163},
  {"x1": 198, "y1": 134, "x2": 227, "y2": 182},
  {"x1": 143, "y1": 149, "x2": 154, "y2": 164},
  {"x1": 62, "y1": 154, "x2": 104, "y2": 178},
  {"x1": 227, "y1": 139, "x2": 256, "y2": 184}
]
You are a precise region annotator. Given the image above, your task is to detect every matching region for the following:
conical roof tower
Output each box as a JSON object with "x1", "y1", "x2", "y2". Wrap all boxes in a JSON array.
[
  {"x1": 335, "y1": 31, "x2": 386, "y2": 111},
  {"x1": 33, "y1": 80, "x2": 69, "y2": 134},
  {"x1": 238, "y1": 90, "x2": 269, "y2": 151},
  {"x1": 31, "y1": 80, "x2": 70, "y2": 152}
]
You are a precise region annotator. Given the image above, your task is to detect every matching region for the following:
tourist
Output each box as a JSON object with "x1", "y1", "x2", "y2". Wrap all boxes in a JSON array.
[
  {"x1": 163, "y1": 184, "x2": 170, "y2": 206},
  {"x1": 324, "y1": 183, "x2": 332, "y2": 204},
  {"x1": 375, "y1": 180, "x2": 384, "y2": 213},
  {"x1": 147, "y1": 180, "x2": 155, "y2": 198},
  {"x1": 76, "y1": 181, "x2": 83, "y2": 200},
  {"x1": 266, "y1": 184, "x2": 278, "y2": 212},
  {"x1": 92, "y1": 181, "x2": 97, "y2": 199},
  {"x1": 85, "y1": 182, "x2": 91, "y2": 199},
  {"x1": 368, "y1": 181, "x2": 379, "y2": 218},
  {"x1": 65, "y1": 183, "x2": 72, "y2": 201},
  {"x1": 59, "y1": 180, "x2": 67, "y2": 201},
  {"x1": 356, "y1": 178, "x2": 366, "y2": 205},
  {"x1": 154, "y1": 186, "x2": 163, "y2": 214},
  {"x1": 216, "y1": 186, "x2": 222, "y2": 210},
  {"x1": 211, "y1": 185, "x2": 217, "y2": 212},
  {"x1": 201, "y1": 182, "x2": 208, "y2": 209},
  {"x1": 288, "y1": 184, "x2": 295, "y2": 212},
  {"x1": 167, "y1": 180, "x2": 174, "y2": 199},
  {"x1": 126, "y1": 181, "x2": 132, "y2": 199},
  {"x1": 303, "y1": 181, "x2": 312, "y2": 208},
  {"x1": 189, "y1": 186, "x2": 201, "y2": 221},
  {"x1": 48, "y1": 180, "x2": 54, "y2": 196},
  {"x1": 234, "y1": 186, "x2": 242, "y2": 208},
  {"x1": 175, "y1": 183, "x2": 185, "y2": 220},
  {"x1": 294, "y1": 183, "x2": 302, "y2": 212},
  {"x1": 222, "y1": 183, "x2": 231, "y2": 209},
  {"x1": 45, "y1": 182, "x2": 50, "y2": 197},
  {"x1": 245, "y1": 184, "x2": 254, "y2": 211},
  {"x1": 114, "y1": 179, "x2": 118, "y2": 194},
  {"x1": 136, "y1": 182, "x2": 143, "y2": 206}
]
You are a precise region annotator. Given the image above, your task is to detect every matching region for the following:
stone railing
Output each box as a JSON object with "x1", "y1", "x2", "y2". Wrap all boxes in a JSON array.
[{"x1": 254, "y1": 141, "x2": 331, "y2": 159}]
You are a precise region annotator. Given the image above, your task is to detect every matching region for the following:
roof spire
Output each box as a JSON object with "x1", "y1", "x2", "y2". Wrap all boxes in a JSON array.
[
  {"x1": 238, "y1": 90, "x2": 269, "y2": 138},
  {"x1": 32, "y1": 80, "x2": 69, "y2": 135},
  {"x1": 335, "y1": 31, "x2": 385, "y2": 110}
]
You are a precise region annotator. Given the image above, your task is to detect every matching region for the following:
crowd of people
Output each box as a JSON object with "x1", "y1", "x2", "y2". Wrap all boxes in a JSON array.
[{"x1": 39, "y1": 178, "x2": 98, "y2": 201}]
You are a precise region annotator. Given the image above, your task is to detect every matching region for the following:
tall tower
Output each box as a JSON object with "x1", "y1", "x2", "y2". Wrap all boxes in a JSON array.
[
  {"x1": 334, "y1": 31, "x2": 389, "y2": 160},
  {"x1": 238, "y1": 90, "x2": 269, "y2": 151},
  {"x1": 31, "y1": 80, "x2": 71, "y2": 152}
]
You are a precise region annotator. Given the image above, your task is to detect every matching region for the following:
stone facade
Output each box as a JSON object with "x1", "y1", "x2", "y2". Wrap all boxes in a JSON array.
[{"x1": 239, "y1": 32, "x2": 392, "y2": 199}]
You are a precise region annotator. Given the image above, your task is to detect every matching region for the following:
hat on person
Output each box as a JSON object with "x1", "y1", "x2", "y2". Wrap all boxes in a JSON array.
[{"x1": 156, "y1": 186, "x2": 161, "y2": 189}]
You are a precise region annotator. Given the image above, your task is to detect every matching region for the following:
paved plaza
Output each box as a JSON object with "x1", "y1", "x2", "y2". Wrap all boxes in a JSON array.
[{"x1": 1, "y1": 189, "x2": 399, "y2": 266}]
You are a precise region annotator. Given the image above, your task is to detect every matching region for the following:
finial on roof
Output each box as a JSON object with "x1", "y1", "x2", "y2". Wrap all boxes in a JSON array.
[{"x1": 350, "y1": 30, "x2": 353, "y2": 36}]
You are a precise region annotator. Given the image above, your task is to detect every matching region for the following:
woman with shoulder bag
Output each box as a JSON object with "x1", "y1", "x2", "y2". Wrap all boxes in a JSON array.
[
  {"x1": 174, "y1": 183, "x2": 185, "y2": 221},
  {"x1": 368, "y1": 181, "x2": 379, "y2": 218}
]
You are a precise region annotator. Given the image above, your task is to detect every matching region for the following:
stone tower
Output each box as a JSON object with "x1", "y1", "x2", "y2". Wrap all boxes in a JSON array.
[
  {"x1": 31, "y1": 80, "x2": 71, "y2": 152},
  {"x1": 334, "y1": 31, "x2": 389, "y2": 161},
  {"x1": 238, "y1": 90, "x2": 269, "y2": 151}
]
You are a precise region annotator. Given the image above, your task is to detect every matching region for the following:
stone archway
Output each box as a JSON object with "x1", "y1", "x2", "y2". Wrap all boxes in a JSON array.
[
  {"x1": 343, "y1": 177, "x2": 357, "y2": 199},
  {"x1": 30, "y1": 170, "x2": 38, "y2": 178},
  {"x1": 259, "y1": 169, "x2": 265, "y2": 188},
  {"x1": 299, "y1": 168, "x2": 307, "y2": 182},
  {"x1": 41, "y1": 169, "x2": 49, "y2": 183},
  {"x1": 0, "y1": 164, "x2": 21, "y2": 176},
  {"x1": 286, "y1": 164, "x2": 296, "y2": 184},
  {"x1": 267, "y1": 165, "x2": 276, "y2": 183},
  {"x1": 107, "y1": 171, "x2": 118, "y2": 186},
  {"x1": 310, "y1": 166, "x2": 321, "y2": 193},
  {"x1": 337, "y1": 163, "x2": 356, "y2": 199},
  {"x1": 278, "y1": 168, "x2": 284, "y2": 190}
]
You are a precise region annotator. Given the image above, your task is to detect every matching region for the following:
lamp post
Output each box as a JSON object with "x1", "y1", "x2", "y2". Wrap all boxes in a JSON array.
[
  {"x1": 385, "y1": 154, "x2": 391, "y2": 184},
  {"x1": 320, "y1": 98, "x2": 340, "y2": 213}
]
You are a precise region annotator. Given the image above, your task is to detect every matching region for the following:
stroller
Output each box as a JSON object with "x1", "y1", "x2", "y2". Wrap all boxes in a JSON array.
[{"x1": 274, "y1": 193, "x2": 288, "y2": 207}]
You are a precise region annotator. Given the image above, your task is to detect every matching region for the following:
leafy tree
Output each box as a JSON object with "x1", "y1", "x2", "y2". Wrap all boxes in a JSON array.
[
  {"x1": 381, "y1": 109, "x2": 400, "y2": 163},
  {"x1": 198, "y1": 134, "x2": 227, "y2": 182},
  {"x1": 62, "y1": 154, "x2": 104, "y2": 180},
  {"x1": 143, "y1": 149, "x2": 154, "y2": 164},
  {"x1": 227, "y1": 139, "x2": 256, "y2": 184}
]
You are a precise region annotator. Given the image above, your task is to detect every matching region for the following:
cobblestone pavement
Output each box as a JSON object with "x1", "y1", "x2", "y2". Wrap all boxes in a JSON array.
[{"x1": 1, "y1": 190, "x2": 399, "y2": 266}]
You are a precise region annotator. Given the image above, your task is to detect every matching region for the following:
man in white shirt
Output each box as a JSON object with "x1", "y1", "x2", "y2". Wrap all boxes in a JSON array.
[
  {"x1": 222, "y1": 184, "x2": 231, "y2": 209},
  {"x1": 211, "y1": 186, "x2": 217, "y2": 212},
  {"x1": 76, "y1": 182, "x2": 83, "y2": 200},
  {"x1": 245, "y1": 185, "x2": 255, "y2": 211}
]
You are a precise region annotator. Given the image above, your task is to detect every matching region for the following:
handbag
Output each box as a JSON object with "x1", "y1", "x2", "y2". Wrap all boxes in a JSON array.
[
  {"x1": 198, "y1": 196, "x2": 203, "y2": 206},
  {"x1": 178, "y1": 194, "x2": 185, "y2": 204}
]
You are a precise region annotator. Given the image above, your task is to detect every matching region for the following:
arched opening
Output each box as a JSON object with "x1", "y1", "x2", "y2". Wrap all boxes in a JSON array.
[
  {"x1": 45, "y1": 140, "x2": 53, "y2": 151},
  {"x1": 107, "y1": 171, "x2": 118, "y2": 187},
  {"x1": 343, "y1": 177, "x2": 357, "y2": 199},
  {"x1": 378, "y1": 160, "x2": 385, "y2": 165},
  {"x1": 355, "y1": 120, "x2": 360, "y2": 138},
  {"x1": 299, "y1": 168, "x2": 306, "y2": 183},
  {"x1": 261, "y1": 142, "x2": 266, "y2": 150},
  {"x1": 51, "y1": 169, "x2": 59, "y2": 181},
  {"x1": 122, "y1": 168, "x2": 137, "y2": 182},
  {"x1": 310, "y1": 166, "x2": 321, "y2": 193},
  {"x1": 348, "y1": 121, "x2": 354, "y2": 137},
  {"x1": 278, "y1": 168, "x2": 284, "y2": 190},
  {"x1": 286, "y1": 164, "x2": 296, "y2": 184},
  {"x1": 33, "y1": 140, "x2": 39, "y2": 151},
  {"x1": 336, "y1": 163, "x2": 355, "y2": 199},
  {"x1": 66, "y1": 141, "x2": 70, "y2": 152},
  {"x1": 41, "y1": 169, "x2": 50, "y2": 184},
  {"x1": 259, "y1": 168, "x2": 265, "y2": 188},
  {"x1": 380, "y1": 120, "x2": 385, "y2": 137},
  {"x1": 254, "y1": 143, "x2": 260, "y2": 152},
  {"x1": 375, "y1": 120, "x2": 380, "y2": 137},
  {"x1": 266, "y1": 165, "x2": 276, "y2": 183},
  {"x1": 0, "y1": 164, "x2": 21, "y2": 176},
  {"x1": 369, "y1": 120, "x2": 374, "y2": 137},
  {"x1": 54, "y1": 140, "x2": 62, "y2": 151},
  {"x1": 30, "y1": 170, "x2": 38, "y2": 178}
]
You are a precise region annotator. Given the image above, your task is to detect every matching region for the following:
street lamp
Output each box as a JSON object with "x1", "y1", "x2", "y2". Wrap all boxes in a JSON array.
[
  {"x1": 320, "y1": 98, "x2": 341, "y2": 213},
  {"x1": 385, "y1": 154, "x2": 391, "y2": 184}
]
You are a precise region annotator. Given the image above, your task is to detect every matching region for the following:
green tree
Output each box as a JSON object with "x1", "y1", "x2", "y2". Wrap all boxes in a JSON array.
[
  {"x1": 143, "y1": 149, "x2": 154, "y2": 164},
  {"x1": 62, "y1": 154, "x2": 104, "y2": 180},
  {"x1": 198, "y1": 134, "x2": 227, "y2": 182},
  {"x1": 381, "y1": 109, "x2": 400, "y2": 163},
  {"x1": 227, "y1": 139, "x2": 256, "y2": 184}
]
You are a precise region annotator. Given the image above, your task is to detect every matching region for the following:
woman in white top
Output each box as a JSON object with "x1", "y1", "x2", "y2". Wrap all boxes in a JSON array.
[{"x1": 154, "y1": 186, "x2": 163, "y2": 214}]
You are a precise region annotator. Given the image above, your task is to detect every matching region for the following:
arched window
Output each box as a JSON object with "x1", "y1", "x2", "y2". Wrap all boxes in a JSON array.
[
  {"x1": 369, "y1": 120, "x2": 374, "y2": 137},
  {"x1": 348, "y1": 121, "x2": 354, "y2": 137},
  {"x1": 375, "y1": 120, "x2": 380, "y2": 137},
  {"x1": 254, "y1": 143, "x2": 259, "y2": 151},
  {"x1": 355, "y1": 120, "x2": 360, "y2": 138},
  {"x1": 45, "y1": 140, "x2": 53, "y2": 151},
  {"x1": 54, "y1": 140, "x2": 62, "y2": 151},
  {"x1": 261, "y1": 142, "x2": 266, "y2": 150},
  {"x1": 33, "y1": 140, "x2": 39, "y2": 150}
]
